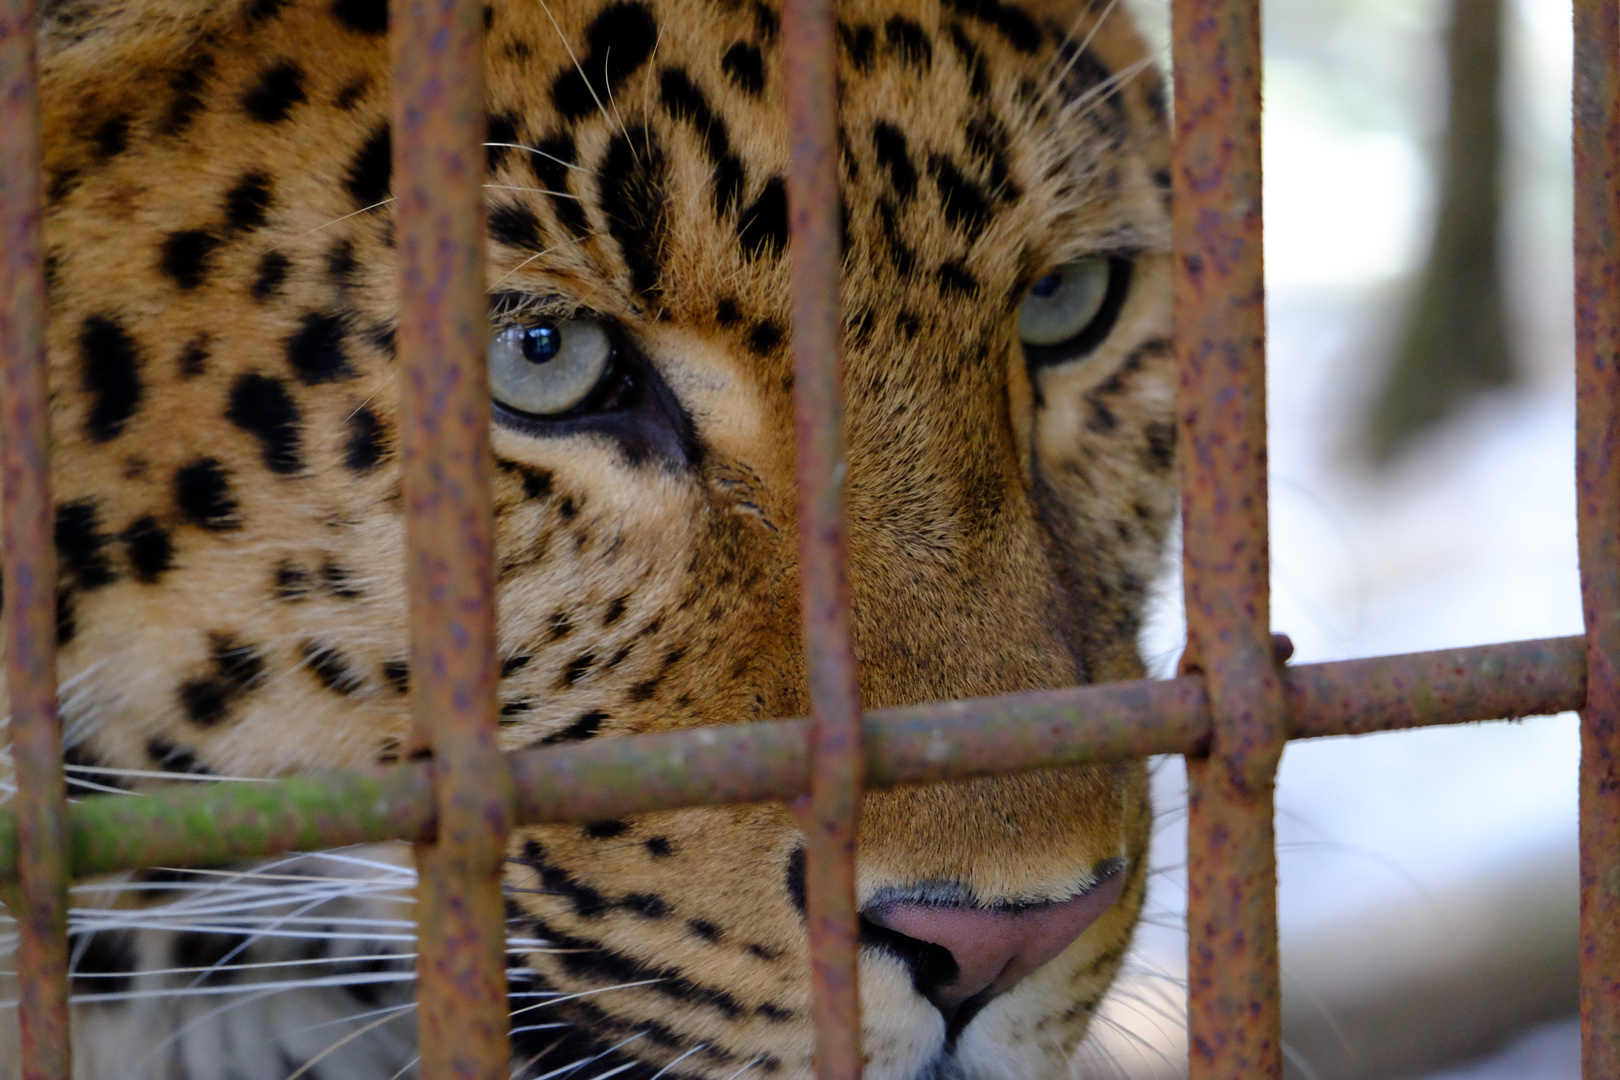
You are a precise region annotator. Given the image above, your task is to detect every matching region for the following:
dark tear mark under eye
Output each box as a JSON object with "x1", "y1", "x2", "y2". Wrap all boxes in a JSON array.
[{"x1": 549, "y1": 1, "x2": 658, "y2": 120}]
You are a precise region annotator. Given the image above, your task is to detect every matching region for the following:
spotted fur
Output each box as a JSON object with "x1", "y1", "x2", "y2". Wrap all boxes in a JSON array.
[{"x1": 0, "y1": 0, "x2": 1174, "y2": 1074}]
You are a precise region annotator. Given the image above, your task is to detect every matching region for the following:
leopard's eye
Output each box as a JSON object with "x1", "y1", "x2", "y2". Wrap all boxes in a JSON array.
[
  {"x1": 488, "y1": 318, "x2": 613, "y2": 417},
  {"x1": 1019, "y1": 257, "x2": 1133, "y2": 364}
]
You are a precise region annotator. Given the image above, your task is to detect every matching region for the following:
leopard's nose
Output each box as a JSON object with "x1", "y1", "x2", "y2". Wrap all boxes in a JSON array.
[{"x1": 862, "y1": 868, "x2": 1126, "y2": 1026}]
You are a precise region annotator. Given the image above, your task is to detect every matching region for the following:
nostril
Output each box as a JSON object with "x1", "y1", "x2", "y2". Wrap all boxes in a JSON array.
[{"x1": 861, "y1": 867, "x2": 1126, "y2": 1042}]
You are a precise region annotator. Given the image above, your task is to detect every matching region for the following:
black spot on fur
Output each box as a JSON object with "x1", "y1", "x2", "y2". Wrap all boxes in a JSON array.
[
  {"x1": 930, "y1": 154, "x2": 993, "y2": 239},
  {"x1": 489, "y1": 201, "x2": 543, "y2": 250},
  {"x1": 737, "y1": 176, "x2": 788, "y2": 260},
  {"x1": 550, "y1": 2, "x2": 659, "y2": 120},
  {"x1": 584, "y1": 820, "x2": 629, "y2": 839},
  {"x1": 557, "y1": 652, "x2": 596, "y2": 688},
  {"x1": 659, "y1": 68, "x2": 745, "y2": 215},
  {"x1": 346, "y1": 125, "x2": 392, "y2": 208},
  {"x1": 180, "y1": 632, "x2": 267, "y2": 726},
  {"x1": 344, "y1": 406, "x2": 388, "y2": 472},
  {"x1": 884, "y1": 17, "x2": 932, "y2": 69},
  {"x1": 241, "y1": 61, "x2": 307, "y2": 123},
  {"x1": 486, "y1": 113, "x2": 517, "y2": 172},
  {"x1": 332, "y1": 0, "x2": 388, "y2": 34},
  {"x1": 530, "y1": 133, "x2": 589, "y2": 238},
  {"x1": 147, "y1": 737, "x2": 210, "y2": 775},
  {"x1": 688, "y1": 918, "x2": 722, "y2": 942},
  {"x1": 159, "y1": 230, "x2": 220, "y2": 290},
  {"x1": 226, "y1": 373, "x2": 303, "y2": 474},
  {"x1": 94, "y1": 115, "x2": 129, "y2": 158},
  {"x1": 501, "y1": 654, "x2": 533, "y2": 677},
  {"x1": 598, "y1": 125, "x2": 669, "y2": 295},
  {"x1": 945, "y1": 24, "x2": 991, "y2": 98},
  {"x1": 274, "y1": 559, "x2": 309, "y2": 600},
  {"x1": 382, "y1": 659, "x2": 410, "y2": 693},
  {"x1": 333, "y1": 77, "x2": 370, "y2": 110},
  {"x1": 628, "y1": 677, "x2": 660, "y2": 702},
  {"x1": 55, "y1": 501, "x2": 116, "y2": 591},
  {"x1": 326, "y1": 239, "x2": 358, "y2": 282},
  {"x1": 645, "y1": 836, "x2": 673, "y2": 857},
  {"x1": 245, "y1": 0, "x2": 289, "y2": 22},
  {"x1": 71, "y1": 932, "x2": 136, "y2": 996},
  {"x1": 178, "y1": 337, "x2": 210, "y2": 379},
  {"x1": 752, "y1": 0, "x2": 780, "y2": 40},
  {"x1": 174, "y1": 458, "x2": 241, "y2": 530},
  {"x1": 223, "y1": 173, "x2": 273, "y2": 232},
  {"x1": 123, "y1": 516, "x2": 174, "y2": 583},
  {"x1": 252, "y1": 251, "x2": 290, "y2": 301},
  {"x1": 715, "y1": 298, "x2": 742, "y2": 326},
  {"x1": 748, "y1": 320, "x2": 784, "y2": 355},
  {"x1": 939, "y1": 0, "x2": 1041, "y2": 53},
  {"x1": 622, "y1": 892, "x2": 669, "y2": 919},
  {"x1": 55, "y1": 588, "x2": 75, "y2": 645},
  {"x1": 939, "y1": 260, "x2": 978, "y2": 296},
  {"x1": 541, "y1": 709, "x2": 609, "y2": 744},
  {"x1": 285, "y1": 312, "x2": 353, "y2": 384},
  {"x1": 877, "y1": 199, "x2": 916, "y2": 277},
  {"x1": 322, "y1": 560, "x2": 362, "y2": 599},
  {"x1": 548, "y1": 610, "x2": 573, "y2": 642},
  {"x1": 838, "y1": 21, "x2": 876, "y2": 71},
  {"x1": 721, "y1": 41, "x2": 765, "y2": 94},
  {"x1": 602, "y1": 595, "x2": 628, "y2": 626},
  {"x1": 786, "y1": 844, "x2": 806, "y2": 914},
  {"x1": 301, "y1": 640, "x2": 365, "y2": 695},
  {"x1": 77, "y1": 316, "x2": 144, "y2": 442},
  {"x1": 162, "y1": 54, "x2": 215, "y2": 136},
  {"x1": 871, "y1": 122, "x2": 918, "y2": 202},
  {"x1": 1144, "y1": 420, "x2": 1175, "y2": 471}
]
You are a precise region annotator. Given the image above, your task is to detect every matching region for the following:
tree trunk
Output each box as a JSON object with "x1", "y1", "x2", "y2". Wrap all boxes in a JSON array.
[{"x1": 1367, "y1": 0, "x2": 1515, "y2": 462}]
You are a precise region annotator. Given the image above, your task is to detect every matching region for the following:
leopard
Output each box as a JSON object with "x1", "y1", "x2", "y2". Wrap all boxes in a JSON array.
[{"x1": 0, "y1": 0, "x2": 1177, "y2": 1074}]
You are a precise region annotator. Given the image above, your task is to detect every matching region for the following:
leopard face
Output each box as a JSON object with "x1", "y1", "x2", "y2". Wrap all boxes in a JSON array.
[{"x1": 0, "y1": 0, "x2": 1175, "y2": 1075}]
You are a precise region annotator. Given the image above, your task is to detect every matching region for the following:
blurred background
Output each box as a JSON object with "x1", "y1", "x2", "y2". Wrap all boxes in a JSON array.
[{"x1": 1093, "y1": 0, "x2": 1585, "y2": 1077}]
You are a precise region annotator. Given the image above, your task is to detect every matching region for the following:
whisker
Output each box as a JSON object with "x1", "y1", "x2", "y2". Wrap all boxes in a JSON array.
[
  {"x1": 484, "y1": 142, "x2": 588, "y2": 173},
  {"x1": 284, "y1": 1001, "x2": 419, "y2": 1080},
  {"x1": 263, "y1": 198, "x2": 396, "y2": 254}
]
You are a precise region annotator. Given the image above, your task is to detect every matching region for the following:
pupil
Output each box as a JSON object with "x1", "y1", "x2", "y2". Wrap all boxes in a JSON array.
[
  {"x1": 523, "y1": 325, "x2": 562, "y2": 364},
  {"x1": 1031, "y1": 274, "x2": 1062, "y2": 299}
]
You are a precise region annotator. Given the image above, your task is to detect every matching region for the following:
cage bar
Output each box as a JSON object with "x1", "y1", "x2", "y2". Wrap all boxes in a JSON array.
[
  {"x1": 390, "y1": 0, "x2": 513, "y2": 1074},
  {"x1": 0, "y1": 0, "x2": 71, "y2": 1075},
  {"x1": 782, "y1": 0, "x2": 865, "y2": 1074},
  {"x1": 1573, "y1": 0, "x2": 1620, "y2": 1073},
  {"x1": 1170, "y1": 0, "x2": 1287, "y2": 1076},
  {"x1": 0, "y1": 635, "x2": 1582, "y2": 886}
]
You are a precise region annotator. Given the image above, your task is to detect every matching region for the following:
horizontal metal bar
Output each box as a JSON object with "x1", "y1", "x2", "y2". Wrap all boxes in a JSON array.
[{"x1": 0, "y1": 634, "x2": 1584, "y2": 884}]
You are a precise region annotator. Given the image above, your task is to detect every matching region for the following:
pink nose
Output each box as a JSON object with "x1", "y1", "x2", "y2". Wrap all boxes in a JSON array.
[{"x1": 864, "y1": 869, "x2": 1125, "y2": 1013}]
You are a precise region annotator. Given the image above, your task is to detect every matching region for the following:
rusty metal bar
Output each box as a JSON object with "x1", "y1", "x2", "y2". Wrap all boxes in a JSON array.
[
  {"x1": 0, "y1": 636, "x2": 1584, "y2": 884},
  {"x1": 1574, "y1": 0, "x2": 1620, "y2": 1072},
  {"x1": 1171, "y1": 0, "x2": 1285, "y2": 1075},
  {"x1": 0, "y1": 0, "x2": 71, "y2": 1074},
  {"x1": 390, "y1": 0, "x2": 512, "y2": 1074},
  {"x1": 782, "y1": 0, "x2": 864, "y2": 1075}
]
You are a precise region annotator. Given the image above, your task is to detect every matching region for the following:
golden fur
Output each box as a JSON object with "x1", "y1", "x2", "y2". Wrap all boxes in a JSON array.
[{"x1": 0, "y1": 0, "x2": 1175, "y2": 1074}]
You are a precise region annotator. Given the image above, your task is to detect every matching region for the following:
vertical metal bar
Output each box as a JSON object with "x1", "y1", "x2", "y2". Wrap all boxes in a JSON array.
[
  {"x1": 0, "y1": 0, "x2": 71, "y2": 1074},
  {"x1": 391, "y1": 0, "x2": 513, "y2": 1075},
  {"x1": 781, "y1": 0, "x2": 864, "y2": 1076},
  {"x1": 1573, "y1": 1, "x2": 1620, "y2": 1073},
  {"x1": 1171, "y1": 0, "x2": 1285, "y2": 1077}
]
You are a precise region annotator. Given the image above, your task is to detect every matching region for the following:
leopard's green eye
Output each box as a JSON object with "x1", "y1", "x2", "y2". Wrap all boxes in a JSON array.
[
  {"x1": 1018, "y1": 258, "x2": 1112, "y2": 348},
  {"x1": 488, "y1": 318, "x2": 612, "y2": 416}
]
